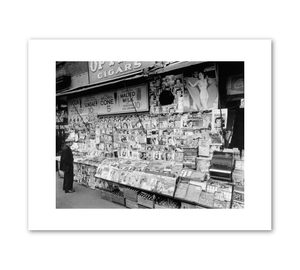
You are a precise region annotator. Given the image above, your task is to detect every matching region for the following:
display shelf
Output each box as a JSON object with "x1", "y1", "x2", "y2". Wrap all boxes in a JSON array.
[
  {"x1": 95, "y1": 176, "x2": 176, "y2": 199},
  {"x1": 209, "y1": 178, "x2": 235, "y2": 185},
  {"x1": 71, "y1": 161, "x2": 235, "y2": 209},
  {"x1": 172, "y1": 196, "x2": 216, "y2": 209}
]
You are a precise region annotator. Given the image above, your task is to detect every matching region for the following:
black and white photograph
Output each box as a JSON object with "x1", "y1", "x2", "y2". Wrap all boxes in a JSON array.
[
  {"x1": 56, "y1": 61, "x2": 244, "y2": 210},
  {"x1": 24, "y1": 35, "x2": 277, "y2": 237}
]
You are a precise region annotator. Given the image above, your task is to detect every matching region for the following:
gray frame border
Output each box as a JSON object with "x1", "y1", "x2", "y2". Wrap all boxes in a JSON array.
[{"x1": 23, "y1": 35, "x2": 280, "y2": 238}]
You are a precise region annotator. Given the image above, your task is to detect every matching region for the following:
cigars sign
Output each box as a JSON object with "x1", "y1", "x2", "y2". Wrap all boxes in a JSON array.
[
  {"x1": 68, "y1": 84, "x2": 149, "y2": 116},
  {"x1": 88, "y1": 61, "x2": 155, "y2": 84}
]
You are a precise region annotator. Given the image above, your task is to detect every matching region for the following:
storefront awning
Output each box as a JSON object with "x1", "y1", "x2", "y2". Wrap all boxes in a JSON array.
[
  {"x1": 148, "y1": 61, "x2": 205, "y2": 75},
  {"x1": 56, "y1": 71, "x2": 146, "y2": 97},
  {"x1": 56, "y1": 61, "x2": 206, "y2": 97}
]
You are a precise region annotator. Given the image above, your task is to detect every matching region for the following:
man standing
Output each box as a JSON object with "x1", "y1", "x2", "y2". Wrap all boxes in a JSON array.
[{"x1": 60, "y1": 138, "x2": 75, "y2": 193}]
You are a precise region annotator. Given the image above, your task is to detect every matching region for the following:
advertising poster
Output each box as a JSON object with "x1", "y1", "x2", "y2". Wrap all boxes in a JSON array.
[
  {"x1": 185, "y1": 76, "x2": 219, "y2": 111},
  {"x1": 68, "y1": 84, "x2": 149, "y2": 117},
  {"x1": 226, "y1": 74, "x2": 244, "y2": 95},
  {"x1": 98, "y1": 84, "x2": 149, "y2": 115},
  {"x1": 68, "y1": 95, "x2": 99, "y2": 117}
]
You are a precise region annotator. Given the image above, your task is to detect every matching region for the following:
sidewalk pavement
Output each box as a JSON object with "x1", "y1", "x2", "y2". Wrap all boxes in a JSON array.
[{"x1": 56, "y1": 173, "x2": 126, "y2": 209}]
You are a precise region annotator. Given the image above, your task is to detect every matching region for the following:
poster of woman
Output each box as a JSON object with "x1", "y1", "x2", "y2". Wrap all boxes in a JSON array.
[{"x1": 185, "y1": 71, "x2": 219, "y2": 111}]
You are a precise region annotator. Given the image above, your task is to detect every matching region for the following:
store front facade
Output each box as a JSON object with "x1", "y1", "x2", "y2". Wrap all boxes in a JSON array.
[{"x1": 56, "y1": 61, "x2": 244, "y2": 209}]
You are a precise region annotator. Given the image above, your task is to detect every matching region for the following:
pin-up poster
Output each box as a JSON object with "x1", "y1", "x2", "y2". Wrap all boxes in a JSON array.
[{"x1": 184, "y1": 76, "x2": 219, "y2": 111}]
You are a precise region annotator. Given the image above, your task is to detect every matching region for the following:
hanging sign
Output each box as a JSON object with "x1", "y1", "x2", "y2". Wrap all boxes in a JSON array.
[
  {"x1": 68, "y1": 95, "x2": 99, "y2": 116},
  {"x1": 88, "y1": 61, "x2": 155, "y2": 84},
  {"x1": 68, "y1": 84, "x2": 149, "y2": 117},
  {"x1": 226, "y1": 74, "x2": 244, "y2": 95},
  {"x1": 98, "y1": 84, "x2": 149, "y2": 115}
]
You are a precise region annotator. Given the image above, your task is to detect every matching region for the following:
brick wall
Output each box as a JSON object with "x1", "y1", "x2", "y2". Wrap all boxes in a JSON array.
[{"x1": 56, "y1": 62, "x2": 89, "y2": 91}]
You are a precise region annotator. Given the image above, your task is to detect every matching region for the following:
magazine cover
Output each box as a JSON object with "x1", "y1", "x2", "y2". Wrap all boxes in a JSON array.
[
  {"x1": 198, "y1": 191, "x2": 215, "y2": 207},
  {"x1": 196, "y1": 158, "x2": 211, "y2": 173},
  {"x1": 129, "y1": 172, "x2": 142, "y2": 187},
  {"x1": 111, "y1": 169, "x2": 120, "y2": 183},
  {"x1": 139, "y1": 174, "x2": 152, "y2": 191},
  {"x1": 185, "y1": 184, "x2": 202, "y2": 202},
  {"x1": 106, "y1": 166, "x2": 116, "y2": 181},
  {"x1": 183, "y1": 147, "x2": 198, "y2": 158},
  {"x1": 174, "y1": 151, "x2": 184, "y2": 163},
  {"x1": 170, "y1": 162, "x2": 183, "y2": 177},
  {"x1": 99, "y1": 165, "x2": 110, "y2": 180},
  {"x1": 151, "y1": 118, "x2": 158, "y2": 129},
  {"x1": 151, "y1": 135, "x2": 159, "y2": 145},
  {"x1": 174, "y1": 181, "x2": 189, "y2": 199},
  {"x1": 95, "y1": 164, "x2": 103, "y2": 178},
  {"x1": 189, "y1": 170, "x2": 206, "y2": 181},
  {"x1": 136, "y1": 173, "x2": 147, "y2": 189},
  {"x1": 126, "y1": 173, "x2": 138, "y2": 187},
  {"x1": 213, "y1": 199, "x2": 230, "y2": 209},
  {"x1": 155, "y1": 176, "x2": 177, "y2": 196},
  {"x1": 190, "y1": 137, "x2": 199, "y2": 148},
  {"x1": 233, "y1": 191, "x2": 244, "y2": 203},
  {"x1": 210, "y1": 131, "x2": 223, "y2": 145},
  {"x1": 212, "y1": 108, "x2": 228, "y2": 130},
  {"x1": 153, "y1": 150, "x2": 160, "y2": 160},
  {"x1": 148, "y1": 175, "x2": 159, "y2": 191},
  {"x1": 158, "y1": 116, "x2": 169, "y2": 129},
  {"x1": 165, "y1": 151, "x2": 174, "y2": 161},
  {"x1": 198, "y1": 139, "x2": 210, "y2": 157},
  {"x1": 206, "y1": 181, "x2": 233, "y2": 203},
  {"x1": 174, "y1": 117, "x2": 182, "y2": 128},
  {"x1": 119, "y1": 171, "x2": 129, "y2": 185},
  {"x1": 232, "y1": 201, "x2": 244, "y2": 209}
]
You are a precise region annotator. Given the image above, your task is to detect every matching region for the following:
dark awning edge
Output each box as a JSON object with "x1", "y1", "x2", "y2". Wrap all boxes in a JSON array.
[
  {"x1": 56, "y1": 71, "x2": 146, "y2": 97},
  {"x1": 148, "y1": 61, "x2": 205, "y2": 75}
]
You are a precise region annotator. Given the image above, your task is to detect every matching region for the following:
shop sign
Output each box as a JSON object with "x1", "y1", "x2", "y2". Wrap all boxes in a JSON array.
[
  {"x1": 68, "y1": 96, "x2": 98, "y2": 116},
  {"x1": 68, "y1": 84, "x2": 149, "y2": 117},
  {"x1": 88, "y1": 61, "x2": 155, "y2": 84},
  {"x1": 97, "y1": 84, "x2": 148, "y2": 115},
  {"x1": 226, "y1": 74, "x2": 244, "y2": 95}
]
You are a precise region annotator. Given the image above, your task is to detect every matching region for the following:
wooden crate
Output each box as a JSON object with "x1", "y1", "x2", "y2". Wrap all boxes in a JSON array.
[
  {"x1": 138, "y1": 205, "x2": 151, "y2": 209},
  {"x1": 111, "y1": 193, "x2": 125, "y2": 206},
  {"x1": 100, "y1": 190, "x2": 113, "y2": 202},
  {"x1": 137, "y1": 196, "x2": 154, "y2": 209},
  {"x1": 125, "y1": 199, "x2": 139, "y2": 209},
  {"x1": 123, "y1": 188, "x2": 139, "y2": 202}
]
